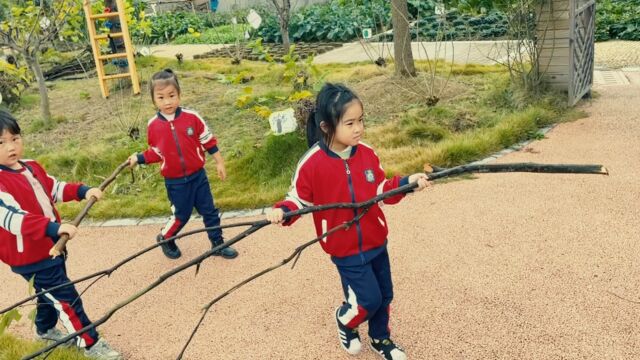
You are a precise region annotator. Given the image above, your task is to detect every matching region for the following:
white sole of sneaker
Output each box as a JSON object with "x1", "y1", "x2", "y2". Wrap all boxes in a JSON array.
[
  {"x1": 335, "y1": 307, "x2": 361, "y2": 355},
  {"x1": 369, "y1": 342, "x2": 408, "y2": 360}
]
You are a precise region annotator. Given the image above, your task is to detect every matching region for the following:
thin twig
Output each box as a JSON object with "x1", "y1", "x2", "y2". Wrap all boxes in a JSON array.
[{"x1": 606, "y1": 291, "x2": 640, "y2": 305}]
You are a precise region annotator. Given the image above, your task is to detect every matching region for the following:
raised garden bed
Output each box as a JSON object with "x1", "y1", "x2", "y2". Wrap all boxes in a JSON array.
[{"x1": 193, "y1": 42, "x2": 344, "y2": 62}]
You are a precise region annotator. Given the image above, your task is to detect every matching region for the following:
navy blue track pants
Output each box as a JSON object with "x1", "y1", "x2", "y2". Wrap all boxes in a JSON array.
[
  {"x1": 161, "y1": 169, "x2": 222, "y2": 244},
  {"x1": 20, "y1": 262, "x2": 99, "y2": 348},
  {"x1": 335, "y1": 247, "x2": 394, "y2": 340}
]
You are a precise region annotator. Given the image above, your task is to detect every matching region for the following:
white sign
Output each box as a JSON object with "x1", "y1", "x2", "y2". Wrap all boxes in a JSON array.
[
  {"x1": 246, "y1": 9, "x2": 262, "y2": 29},
  {"x1": 362, "y1": 28, "x2": 372, "y2": 39},
  {"x1": 269, "y1": 108, "x2": 297, "y2": 135}
]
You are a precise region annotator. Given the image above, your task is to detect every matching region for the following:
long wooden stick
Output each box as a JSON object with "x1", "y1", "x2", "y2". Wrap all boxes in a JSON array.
[
  {"x1": 50, "y1": 161, "x2": 130, "y2": 258},
  {"x1": 22, "y1": 161, "x2": 608, "y2": 359},
  {"x1": 177, "y1": 163, "x2": 609, "y2": 358},
  {"x1": 424, "y1": 162, "x2": 608, "y2": 180},
  {"x1": 23, "y1": 182, "x2": 421, "y2": 360}
]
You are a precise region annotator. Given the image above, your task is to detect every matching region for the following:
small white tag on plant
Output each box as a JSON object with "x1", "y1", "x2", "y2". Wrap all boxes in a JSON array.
[{"x1": 269, "y1": 108, "x2": 297, "y2": 135}]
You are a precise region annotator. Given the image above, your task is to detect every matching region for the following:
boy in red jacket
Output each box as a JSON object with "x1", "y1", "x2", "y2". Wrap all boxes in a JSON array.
[{"x1": 0, "y1": 109, "x2": 121, "y2": 359}]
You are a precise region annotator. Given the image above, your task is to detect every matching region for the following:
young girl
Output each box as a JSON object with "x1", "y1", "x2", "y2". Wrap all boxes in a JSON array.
[
  {"x1": 267, "y1": 83, "x2": 429, "y2": 360},
  {"x1": 128, "y1": 69, "x2": 237, "y2": 260}
]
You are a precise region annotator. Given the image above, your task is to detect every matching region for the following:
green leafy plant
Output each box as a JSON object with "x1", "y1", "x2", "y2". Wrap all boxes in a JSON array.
[
  {"x1": 595, "y1": 0, "x2": 640, "y2": 41},
  {"x1": 258, "y1": 0, "x2": 390, "y2": 43},
  {"x1": 173, "y1": 24, "x2": 251, "y2": 44},
  {"x1": 0, "y1": 61, "x2": 31, "y2": 106},
  {"x1": 144, "y1": 11, "x2": 207, "y2": 44}
]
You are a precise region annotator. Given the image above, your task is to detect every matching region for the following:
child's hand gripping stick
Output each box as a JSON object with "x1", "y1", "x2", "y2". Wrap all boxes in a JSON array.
[{"x1": 49, "y1": 161, "x2": 130, "y2": 258}]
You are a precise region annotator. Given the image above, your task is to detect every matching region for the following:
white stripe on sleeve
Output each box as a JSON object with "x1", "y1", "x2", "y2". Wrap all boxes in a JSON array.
[
  {"x1": 0, "y1": 192, "x2": 26, "y2": 237},
  {"x1": 48, "y1": 174, "x2": 67, "y2": 203}
]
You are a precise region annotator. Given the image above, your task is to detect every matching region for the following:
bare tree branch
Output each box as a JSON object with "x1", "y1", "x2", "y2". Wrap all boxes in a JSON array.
[
  {"x1": 20, "y1": 161, "x2": 608, "y2": 359},
  {"x1": 176, "y1": 208, "x2": 372, "y2": 359}
]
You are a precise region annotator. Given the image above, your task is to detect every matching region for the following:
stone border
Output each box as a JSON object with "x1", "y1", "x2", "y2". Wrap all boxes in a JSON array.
[{"x1": 84, "y1": 125, "x2": 555, "y2": 228}]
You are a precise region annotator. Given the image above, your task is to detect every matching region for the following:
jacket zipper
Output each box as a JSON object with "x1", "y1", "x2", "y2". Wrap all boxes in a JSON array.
[
  {"x1": 21, "y1": 162, "x2": 56, "y2": 218},
  {"x1": 21, "y1": 163, "x2": 62, "y2": 251},
  {"x1": 344, "y1": 160, "x2": 365, "y2": 264},
  {"x1": 169, "y1": 121, "x2": 188, "y2": 179}
]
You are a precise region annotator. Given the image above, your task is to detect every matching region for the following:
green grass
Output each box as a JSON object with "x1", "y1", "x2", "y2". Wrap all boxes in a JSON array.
[
  {"x1": 172, "y1": 24, "x2": 251, "y2": 44},
  {"x1": 0, "y1": 333, "x2": 91, "y2": 360},
  {"x1": 12, "y1": 57, "x2": 578, "y2": 220}
]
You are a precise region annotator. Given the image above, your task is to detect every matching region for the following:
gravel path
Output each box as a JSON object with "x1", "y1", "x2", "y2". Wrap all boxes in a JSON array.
[
  {"x1": 595, "y1": 41, "x2": 640, "y2": 69},
  {"x1": 2, "y1": 75, "x2": 639, "y2": 359}
]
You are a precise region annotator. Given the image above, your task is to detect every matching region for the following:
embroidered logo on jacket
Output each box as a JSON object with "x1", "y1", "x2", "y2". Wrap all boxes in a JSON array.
[
  {"x1": 186, "y1": 127, "x2": 194, "y2": 136},
  {"x1": 364, "y1": 169, "x2": 375, "y2": 183}
]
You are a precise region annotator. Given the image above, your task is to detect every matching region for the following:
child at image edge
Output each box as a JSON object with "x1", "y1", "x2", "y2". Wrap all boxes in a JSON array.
[
  {"x1": 0, "y1": 109, "x2": 122, "y2": 360},
  {"x1": 266, "y1": 83, "x2": 430, "y2": 360},
  {"x1": 128, "y1": 69, "x2": 238, "y2": 260}
]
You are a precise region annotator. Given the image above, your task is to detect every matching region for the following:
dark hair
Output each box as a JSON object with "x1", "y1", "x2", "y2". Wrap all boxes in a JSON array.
[
  {"x1": 0, "y1": 109, "x2": 21, "y2": 135},
  {"x1": 306, "y1": 83, "x2": 362, "y2": 148},
  {"x1": 149, "y1": 68, "x2": 180, "y2": 100}
]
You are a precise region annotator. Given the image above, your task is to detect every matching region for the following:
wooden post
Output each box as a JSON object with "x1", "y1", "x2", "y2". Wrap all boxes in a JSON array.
[{"x1": 538, "y1": 0, "x2": 595, "y2": 106}]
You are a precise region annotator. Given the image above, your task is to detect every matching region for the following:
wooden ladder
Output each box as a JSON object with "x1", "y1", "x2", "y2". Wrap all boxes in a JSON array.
[{"x1": 83, "y1": 0, "x2": 140, "y2": 98}]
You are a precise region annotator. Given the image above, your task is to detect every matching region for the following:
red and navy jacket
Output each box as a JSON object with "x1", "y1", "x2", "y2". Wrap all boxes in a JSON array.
[
  {"x1": 136, "y1": 107, "x2": 219, "y2": 182},
  {"x1": 275, "y1": 140, "x2": 410, "y2": 266},
  {"x1": 0, "y1": 160, "x2": 90, "y2": 274}
]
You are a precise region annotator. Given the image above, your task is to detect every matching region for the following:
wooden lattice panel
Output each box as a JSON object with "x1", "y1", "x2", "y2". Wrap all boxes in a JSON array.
[{"x1": 568, "y1": 0, "x2": 595, "y2": 105}]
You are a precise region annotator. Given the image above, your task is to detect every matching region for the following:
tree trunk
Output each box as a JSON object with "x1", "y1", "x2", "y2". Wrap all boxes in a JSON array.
[
  {"x1": 391, "y1": 0, "x2": 416, "y2": 77},
  {"x1": 25, "y1": 52, "x2": 52, "y2": 123},
  {"x1": 280, "y1": 22, "x2": 290, "y2": 52}
]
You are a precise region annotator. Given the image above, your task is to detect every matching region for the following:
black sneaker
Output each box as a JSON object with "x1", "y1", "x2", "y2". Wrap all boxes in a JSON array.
[
  {"x1": 211, "y1": 240, "x2": 238, "y2": 259},
  {"x1": 157, "y1": 234, "x2": 181, "y2": 259},
  {"x1": 370, "y1": 338, "x2": 407, "y2": 360},
  {"x1": 335, "y1": 306, "x2": 361, "y2": 355}
]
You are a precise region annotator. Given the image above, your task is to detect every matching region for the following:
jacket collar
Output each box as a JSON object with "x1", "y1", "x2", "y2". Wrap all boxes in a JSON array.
[
  {"x1": 318, "y1": 138, "x2": 358, "y2": 159},
  {"x1": 157, "y1": 107, "x2": 182, "y2": 121},
  {"x1": 0, "y1": 161, "x2": 28, "y2": 173}
]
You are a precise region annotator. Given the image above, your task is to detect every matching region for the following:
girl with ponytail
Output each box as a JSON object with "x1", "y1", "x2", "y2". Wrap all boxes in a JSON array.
[{"x1": 267, "y1": 83, "x2": 430, "y2": 360}]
